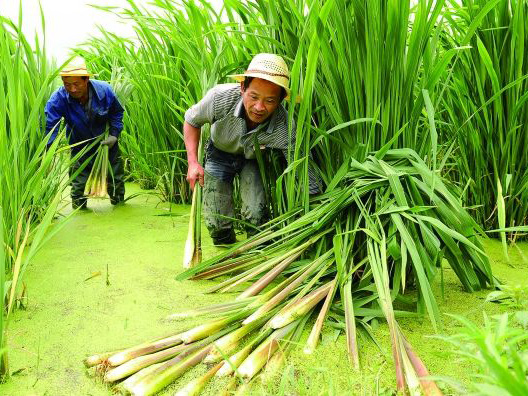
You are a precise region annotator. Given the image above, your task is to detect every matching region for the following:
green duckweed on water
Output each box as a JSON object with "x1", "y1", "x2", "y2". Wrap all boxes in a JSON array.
[{"x1": 0, "y1": 183, "x2": 527, "y2": 396}]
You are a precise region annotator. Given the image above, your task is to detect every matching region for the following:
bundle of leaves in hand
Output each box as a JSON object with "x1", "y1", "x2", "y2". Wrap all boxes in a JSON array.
[
  {"x1": 183, "y1": 135, "x2": 205, "y2": 269},
  {"x1": 183, "y1": 184, "x2": 202, "y2": 268},
  {"x1": 86, "y1": 149, "x2": 493, "y2": 395},
  {"x1": 84, "y1": 144, "x2": 109, "y2": 198}
]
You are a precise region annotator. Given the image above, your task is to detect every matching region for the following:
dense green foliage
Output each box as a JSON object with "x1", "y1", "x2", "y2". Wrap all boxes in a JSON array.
[
  {"x1": 2, "y1": 0, "x2": 528, "y2": 393},
  {"x1": 79, "y1": 1, "x2": 253, "y2": 202},
  {"x1": 0, "y1": 13, "x2": 83, "y2": 379},
  {"x1": 81, "y1": 0, "x2": 528, "y2": 232},
  {"x1": 0, "y1": 14, "x2": 58, "y2": 377},
  {"x1": 441, "y1": 0, "x2": 528, "y2": 231}
]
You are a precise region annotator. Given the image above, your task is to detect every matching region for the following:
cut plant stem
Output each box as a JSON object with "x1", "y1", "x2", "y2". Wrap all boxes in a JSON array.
[
  {"x1": 125, "y1": 344, "x2": 213, "y2": 396},
  {"x1": 264, "y1": 309, "x2": 310, "y2": 381},
  {"x1": 243, "y1": 252, "x2": 331, "y2": 324},
  {"x1": 216, "y1": 329, "x2": 272, "y2": 377},
  {"x1": 368, "y1": 238, "x2": 406, "y2": 391},
  {"x1": 174, "y1": 362, "x2": 223, "y2": 396},
  {"x1": 204, "y1": 255, "x2": 276, "y2": 294},
  {"x1": 183, "y1": 185, "x2": 202, "y2": 268},
  {"x1": 179, "y1": 310, "x2": 247, "y2": 344},
  {"x1": 304, "y1": 278, "x2": 337, "y2": 354},
  {"x1": 107, "y1": 333, "x2": 183, "y2": 367},
  {"x1": 167, "y1": 298, "x2": 256, "y2": 319},
  {"x1": 401, "y1": 332, "x2": 442, "y2": 396},
  {"x1": 83, "y1": 349, "x2": 122, "y2": 368},
  {"x1": 121, "y1": 326, "x2": 236, "y2": 392},
  {"x1": 237, "y1": 320, "x2": 299, "y2": 380},
  {"x1": 192, "y1": 254, "x2": 260, "y2": 280},
  {"x1": 235, "y1": 236, "x2": 318, "y2": 299},
  {"x1": 343, "y1": 279, "x2": 360, "y2": 369},
  {"x1": 259, "y1": 347, "x2": 286, "y2": 383},
  {"x1": 105, "y1": 342, "x2": 190, "y2": 382},
  {"x1": 269, "y1": 281, "x2": 334, "y2": 329},
  {"x1": 84, "y1": 144, "x2": 109, "y2": 198},
  {"x1": 121, "y1": 362, "x2": 164, "y2": 393},
  {"x1": 219, "y1": 242, "x2": 312, "y2": 294},
  {"x1": 204, "y1": 316, "x2": 269, "y2": 363}
]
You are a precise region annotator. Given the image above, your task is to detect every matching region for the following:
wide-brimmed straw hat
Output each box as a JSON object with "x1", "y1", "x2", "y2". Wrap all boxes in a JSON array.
[
  {"x1": 59, "y1": 58, "x2": 95, "y2": 77},
  {"x1": 229, "y1": 53, "x2": 298, "y2": 101}
]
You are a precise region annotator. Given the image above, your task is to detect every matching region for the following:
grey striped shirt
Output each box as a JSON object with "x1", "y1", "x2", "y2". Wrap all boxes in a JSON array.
[{"x1": 185, "y1": 84, "x2": 320, "y2": 193}]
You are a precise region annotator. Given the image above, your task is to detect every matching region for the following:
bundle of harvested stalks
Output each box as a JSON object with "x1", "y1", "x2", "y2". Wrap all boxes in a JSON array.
[
  {"x1": 84, "y1": 144, "x2": 109, "y2": 198},
  {"x1": 86, "y1": 149, "x2": 493, "y2": 395},
  {"x1": 183, "y1": 136, "x2": 204, "y2": 269},
  {"x1": 183, "y1": 185, "x2": 202, "y2": 268}
]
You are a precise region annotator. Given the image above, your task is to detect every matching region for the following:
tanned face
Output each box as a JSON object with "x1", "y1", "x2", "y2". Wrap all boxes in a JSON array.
[
  {"x1": 240, "y1": 78, "x2": 282, "y2": 128},
  {"x1": 61, "y1": 76, "x2": 90, "y2": 102}
]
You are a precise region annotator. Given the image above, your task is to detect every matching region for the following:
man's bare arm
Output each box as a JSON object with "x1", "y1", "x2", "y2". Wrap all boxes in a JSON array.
[{"x1": 183, "y1": 121, "x2": 204, "y2": 189}]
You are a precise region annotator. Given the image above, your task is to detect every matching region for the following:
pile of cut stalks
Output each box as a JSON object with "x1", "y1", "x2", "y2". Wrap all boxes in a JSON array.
[{"x1": 85, "y1": 149, "x2": 494, "y2": 395}]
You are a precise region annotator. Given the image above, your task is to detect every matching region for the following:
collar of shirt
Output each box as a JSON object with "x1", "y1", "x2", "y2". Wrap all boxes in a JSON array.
[{"x1": 233, "y1": 98, "x2": 245, "y2": 118}]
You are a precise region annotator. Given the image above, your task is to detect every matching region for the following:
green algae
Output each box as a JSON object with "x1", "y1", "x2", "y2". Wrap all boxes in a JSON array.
[{"x1": 0, "y1": 187, "x2": 527, "y2": 395}]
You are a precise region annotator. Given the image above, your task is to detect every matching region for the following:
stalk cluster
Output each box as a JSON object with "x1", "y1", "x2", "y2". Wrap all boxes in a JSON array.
[
  {"x1": 84, "y1": 145, "x2": 109, "y2": 198},
  {"x1": 88, "y1": 149, "x2": 493, "y2": 395}
]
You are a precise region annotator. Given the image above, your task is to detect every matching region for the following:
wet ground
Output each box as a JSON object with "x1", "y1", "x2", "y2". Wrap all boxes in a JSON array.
[{"x1": 1, "y1": 184, "x2": 527, "y2": 395}]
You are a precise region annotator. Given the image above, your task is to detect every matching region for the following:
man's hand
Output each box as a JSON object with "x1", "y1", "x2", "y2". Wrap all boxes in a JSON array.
[
  {"x1": 101, "y1": 135, "x2": 118, "y2": 148},
  {"x1": 187, "y1": 161, "x2": 204, "y2": 190}
]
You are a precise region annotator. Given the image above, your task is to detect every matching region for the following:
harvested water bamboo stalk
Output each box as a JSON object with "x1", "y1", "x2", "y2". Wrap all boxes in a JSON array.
[
  {"x1": 107, "y1": 333, "x2": 183, "y2": 367},
  {"x1": 269, "y1": 281, "x2": 333, "y2": 329},
  {"x1": 173, "y1": 362, "x2": 223, "y2": 396},
  {"x1": 237, "y1": 321, "x2": 298, "y2": 380},
  {"x1": 105, "y1": 343, "x2": 190, "y2": 382},
  {"x1": 304, "y1": 278, "x2": 337, "y2": 354},
  {"x1": 183, "y1": 185, "x2": 202, "y2": 268},
  {"x1": 124, "y1": 345, "x2": 213, "y2": 396}
]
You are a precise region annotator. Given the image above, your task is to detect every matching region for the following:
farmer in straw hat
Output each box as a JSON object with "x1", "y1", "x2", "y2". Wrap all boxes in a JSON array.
[
  {"x1": 184, "y1": 53, "x2": 320, "y2": 245},
  {"x1": 44, "y1": 58, "x2": 126, "y2": 209}
]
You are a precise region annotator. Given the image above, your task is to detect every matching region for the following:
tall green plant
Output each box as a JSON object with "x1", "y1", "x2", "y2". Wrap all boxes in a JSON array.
[
  {"x1": 233, "y1": 0, "x2": 459, "y2": 213},
  {"x1": 441, "y1": 0, "x2": 528, "y2": 230},
  {"x1": 0, "y1": 211, "x2": 6, "y2": 379},
  {"x1": 78, "y1": 0, "x2": 508, "y2": 225},
  {"x1": 0, "y1": 11, "x2": 77, "y2": 378}
]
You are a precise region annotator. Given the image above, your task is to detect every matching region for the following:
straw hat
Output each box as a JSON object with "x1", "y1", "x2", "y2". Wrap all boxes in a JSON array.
[
  {"x1": 59, "y1": 58, "x2": 95, "y2": 77},
  {"x1": 229, "y1": 53, "x2": 297, "y2": 101}
]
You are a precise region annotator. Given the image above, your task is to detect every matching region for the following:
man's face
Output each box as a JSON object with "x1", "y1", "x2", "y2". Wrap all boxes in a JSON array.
[
  {"x1": 241, "y1": 78, "x2": 282, "y2": 126},
  {"x1": 61, "y1": 76, "x2": 89, "y2": 100}
]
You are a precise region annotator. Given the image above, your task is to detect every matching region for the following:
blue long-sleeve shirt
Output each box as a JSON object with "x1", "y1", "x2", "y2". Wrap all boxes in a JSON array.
[{"x1": 45, "y1": 79, "x2": 124, "y2": 156}]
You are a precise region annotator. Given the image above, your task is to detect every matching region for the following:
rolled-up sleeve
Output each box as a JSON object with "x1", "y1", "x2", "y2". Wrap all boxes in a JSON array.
[{"x1": 184, "y1": 87, "x2": 216, "y2": 128}]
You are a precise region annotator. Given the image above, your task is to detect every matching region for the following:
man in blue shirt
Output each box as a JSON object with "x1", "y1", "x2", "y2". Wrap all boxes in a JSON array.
[{"x1": 45, "y1": 60, "x2": 125, "y2": 209}]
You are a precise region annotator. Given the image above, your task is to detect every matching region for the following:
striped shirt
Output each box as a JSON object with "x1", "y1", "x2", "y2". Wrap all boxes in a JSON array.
[{"x1": 184, "y1": 83, "x2": 320, "y2": 193}]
